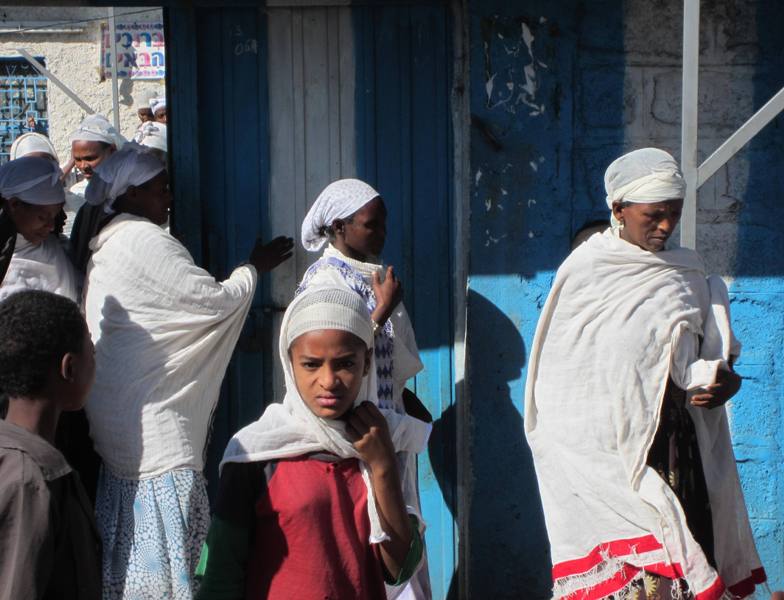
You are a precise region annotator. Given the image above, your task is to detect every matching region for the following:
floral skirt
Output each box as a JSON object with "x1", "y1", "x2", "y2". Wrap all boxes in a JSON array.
[{"x1": 95, "y1": 467, "x2": 211, "y2": 600}]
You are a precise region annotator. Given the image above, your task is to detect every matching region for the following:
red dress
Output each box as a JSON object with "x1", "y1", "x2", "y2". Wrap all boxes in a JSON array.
[{"x1": 245, "y1": 456, "x2": 387, "y2": 600}]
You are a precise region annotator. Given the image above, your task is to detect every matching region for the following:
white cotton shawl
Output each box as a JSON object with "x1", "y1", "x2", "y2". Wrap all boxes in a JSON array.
[
  {"x1": 83, "y1": 213, "x2": 257, "y2": 479},
  {"x1": 524, "y1": 230, "x2": 763, "y2": 599},
  {"x1": 301, "y1": 178, "x2": 381, "y2": 251},
  {"x1": 221, "y1": 285, "x2": 431, "y2": 544},
  {"x1": 0, "y1": 234, "x2": 79, "y2": 303}
]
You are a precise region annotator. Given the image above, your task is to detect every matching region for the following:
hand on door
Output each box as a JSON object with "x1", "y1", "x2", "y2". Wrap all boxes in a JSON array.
[{"x1": 249, "y1": 235, "x2": 294, "y2": 272}]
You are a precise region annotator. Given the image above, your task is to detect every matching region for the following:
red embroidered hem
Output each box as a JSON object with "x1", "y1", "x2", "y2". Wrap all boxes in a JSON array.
[{"x1": 552, "y1": 534, "x2": 764, "y2": 600}]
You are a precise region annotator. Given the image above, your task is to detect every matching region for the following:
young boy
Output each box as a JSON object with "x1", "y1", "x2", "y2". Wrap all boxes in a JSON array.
[{"x1": 0, "y1": 290, "x2": 101, "y2": 600}]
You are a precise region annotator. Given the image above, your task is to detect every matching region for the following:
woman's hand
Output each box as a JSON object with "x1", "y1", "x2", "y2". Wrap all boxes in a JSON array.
[
  {"x1": 248, "y1": 236, "x2": 294, "y2": 273},
  {"x1": 691, "y1": 368, "x2": 742, "y2": 409},
  {"x1": 371, "y1": 266, "x2": 402, "y2": 326},
  {"x1": 346, "y1": 401, "x2": 397, "y2": 473}
]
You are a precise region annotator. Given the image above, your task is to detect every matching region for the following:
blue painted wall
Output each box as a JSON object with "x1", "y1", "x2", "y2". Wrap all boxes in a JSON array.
[
  {"x1": 728, "y1": 0, "x2": 784, "y2": 585},
  {"x1": 465, "y1": 1, "x2": 624, "y2": 597}
]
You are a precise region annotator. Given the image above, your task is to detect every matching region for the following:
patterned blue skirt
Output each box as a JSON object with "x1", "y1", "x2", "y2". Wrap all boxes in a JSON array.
[{"x1": 95, "y1": 467, "x2": 211, "y2": 600}]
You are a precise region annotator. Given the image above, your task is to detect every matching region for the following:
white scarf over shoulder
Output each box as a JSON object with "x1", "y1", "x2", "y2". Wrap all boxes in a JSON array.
[
  {"x1": 0, "y1": 234, "x2": 79, "y2": 303},
  {"x1": 222, "y1": 285, "x2": 431, "y2": 544},
  {"x1": 83, "y1": 214, "x2": 257, "y2": 479},
  {"x1": 524, "y1": 230, "x2": 763, "y2": 600}
]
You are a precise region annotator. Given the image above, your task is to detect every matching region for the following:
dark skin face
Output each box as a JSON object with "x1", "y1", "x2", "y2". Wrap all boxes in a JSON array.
[
  {"x1": 289, "y1": 329, "x2": 372, "y2": 420},
  {"x1": 4, "y1": 198, "x2": 63, "y2": 245},
  {"x1": 71, "y1": 140, "x2": 114, "y2": 180},
  {"x1": 332, "y1": 197, "x2": 387, "y2": 261},
  {"x1": 138, "y1": 108, "x2": 154, "y2": 123},
  {"x1": 612, "y1": 199, "x2": 683, "y2": 252},
  {"x1": 113, "y1": 171, "x2": 172, "y2": 226}
]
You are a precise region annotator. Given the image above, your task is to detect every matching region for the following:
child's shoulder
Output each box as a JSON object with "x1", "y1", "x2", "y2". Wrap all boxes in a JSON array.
[{"x1": 0, "y1": 420, "x2": 71, "y2": 484}]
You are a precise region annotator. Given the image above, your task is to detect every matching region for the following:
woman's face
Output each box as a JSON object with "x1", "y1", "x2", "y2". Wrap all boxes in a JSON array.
[
  {"x1": 71, "y1": 140, "x2": 113, "y2": 180},
  {"x1": 334, "y1": 197, "x2": 387, "y2": 260},
  {"x1": 613, "y1": 199, "x2": 683, "y2": 252},
  {"x1": 5, "y1": 198, "x2": 63, "y2": 245},
  {"x1": 116, "y1": 171, "x2": 171, "y2": 226},
  {"x1": 289, "y1": 329, "x2": 371, "y2": 420}
]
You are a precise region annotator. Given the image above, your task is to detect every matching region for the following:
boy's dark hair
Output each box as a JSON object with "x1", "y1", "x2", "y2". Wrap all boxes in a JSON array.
[{"x1": 0, "y1": 290, "x2": 86, "y2": 397}]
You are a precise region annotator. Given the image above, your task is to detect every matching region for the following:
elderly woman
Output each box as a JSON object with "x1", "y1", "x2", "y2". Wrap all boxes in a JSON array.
[
  {"x1": 82, "y1": 143, "x2": 293, "y2": 599},
  {"x1": 299, "y1": 178, "x2": 431, "y2": 599},
  {"x1": 525, "y1": 148, "x2": 764, "y2": 599}
]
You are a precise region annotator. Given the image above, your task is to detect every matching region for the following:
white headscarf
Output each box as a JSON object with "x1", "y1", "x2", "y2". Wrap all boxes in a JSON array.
[
  {"x1": 68, "y1": 114, "x2": 126, "y2": 149},
  {"x1": 85, "y1": 142, "x2": 165, "y2": 210},
  {"x1": 0, "y1": 156, "x2": 65, "y2": 206},
  {"x1": 150, "y1": 97, "x2": 166, "y2": 116},
  {"x1": 10, "y1": 133, "x2": 58, "y2": 162},
  {"x1": 604, "y1": 148, "x2": 685, "y2": 226},
  {"x1": 138, "y1": 122, "x2": 167, "y2": 153},
  {"x1": 221, "y1": 285, "x2": 431, "y2": 543},
  {"x1": 301, "y1": 178, "x2": 381, "y2": 251}
]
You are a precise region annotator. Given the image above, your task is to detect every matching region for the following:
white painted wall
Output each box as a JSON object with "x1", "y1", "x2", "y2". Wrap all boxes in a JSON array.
[{"x1": 0, "y1": 6, "x2": 164, "y2": 162}]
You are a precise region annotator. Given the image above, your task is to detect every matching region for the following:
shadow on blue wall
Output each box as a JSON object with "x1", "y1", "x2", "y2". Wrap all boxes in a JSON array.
[
  {"x1": 464, "y1": 1, "x2": 624, "y2": 597},
  {"x1": 430, "y1": 290, "x2": 551, "y2": 599}
]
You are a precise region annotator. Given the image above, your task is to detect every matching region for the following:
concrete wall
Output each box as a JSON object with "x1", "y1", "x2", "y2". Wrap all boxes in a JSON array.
[
  {"x1": 465, "y1": 0, "x2": 784, "y2": 597},
  {"x1": 0, "y1": 6, "x2": 163, "y2": 161}
]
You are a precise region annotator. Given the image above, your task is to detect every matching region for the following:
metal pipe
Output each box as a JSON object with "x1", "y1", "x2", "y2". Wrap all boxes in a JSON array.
[
  {"x1": 16, "y1": 48, "x2": 95, "y2": 115},
  {"x1": 680, "y1": 0, "x2": 700, "y2": 249},
  {"x1": 108, "y1": 8, "x2": 121, "y2": 133},
  {"x1": 698, "y1": 85, "x2": 784, "y2": 187}
]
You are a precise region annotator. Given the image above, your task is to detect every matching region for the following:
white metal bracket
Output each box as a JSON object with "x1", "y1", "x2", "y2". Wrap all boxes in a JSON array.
[{"x1": 680, "y1": 0, "x2": 784, "y2": 248}]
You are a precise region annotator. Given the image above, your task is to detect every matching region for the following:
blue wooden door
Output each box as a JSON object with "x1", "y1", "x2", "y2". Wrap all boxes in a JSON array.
[{"x1": 168, "y1": 3, "x2": 457, "y2": 597}]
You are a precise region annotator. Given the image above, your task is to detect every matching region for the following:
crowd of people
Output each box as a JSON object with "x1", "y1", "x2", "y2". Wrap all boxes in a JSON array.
[{"x1": 0, "y1": 100, "x2": 773, "y2": 600}]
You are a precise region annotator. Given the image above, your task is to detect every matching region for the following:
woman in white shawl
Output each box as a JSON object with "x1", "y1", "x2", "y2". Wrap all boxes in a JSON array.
[
  {"x1": 82, "y1": 143, "x2": 294, "y2": 599},
  {"x1": 0, "y1": 155, "x2": 77, "y2": 302},
  {"x1": 68, "y1": 114, "x2": 125, "y2": 269},
  {"x1": 525, "y1": 148, "x2": 764, "y2": 600}
]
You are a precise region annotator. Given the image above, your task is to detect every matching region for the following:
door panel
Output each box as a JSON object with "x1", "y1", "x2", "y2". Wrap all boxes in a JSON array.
[{"x1": 172, "y1": 3, "x2": 457, "y2": 597}]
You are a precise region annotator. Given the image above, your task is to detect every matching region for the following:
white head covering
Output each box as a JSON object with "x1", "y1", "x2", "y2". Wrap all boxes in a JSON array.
[
  {"x1": 138, "y1": 122, "x2": 167, "y2": 153},
  {"x1": 151, "y1": 97, "x2": 166, "y2": 116},
  {"x1": 604, "y1": 148, "x2": 685, "y2": 227},
  {"x1": 301, "y1": 178, "x2": 381, "y2": 251},
  {"x1": 221, "y1": 284, "x2": 430, "y2": 543},
  {"x1": 85, "y1": 142, "x2": 165, "y2": 211},
  {"x1": 0, "y1": 156, "x2": 65, "y2": 205},
  {"x1": 68, "y1": 114, "x2": 126, "y2": 149},
  {"x1": 9, "y1": 133, "x2": 59, "y2": 162}
]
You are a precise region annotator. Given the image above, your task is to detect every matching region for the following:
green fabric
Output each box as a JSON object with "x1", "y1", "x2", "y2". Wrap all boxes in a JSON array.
[
  {"x1": 385, "y1": 514, "x2": 425, "y2": 586},
  {"x1": 193, "y1": 517, "x2": 251, "y2": 600}
]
